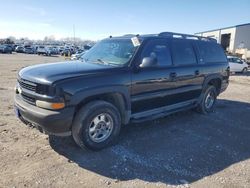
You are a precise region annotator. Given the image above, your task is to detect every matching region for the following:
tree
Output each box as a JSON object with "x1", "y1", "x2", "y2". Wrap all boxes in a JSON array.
[{"x1": 5, "y1": 38, "x2": 14, "y2": 44}]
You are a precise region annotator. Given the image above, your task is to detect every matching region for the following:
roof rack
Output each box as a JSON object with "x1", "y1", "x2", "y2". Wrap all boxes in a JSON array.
[
  {"x1": 121, "y1": 34, "x2": 141, "y2": 38},
  {"x1": 158, "y1": 32, "x2": 217, "y2": 42}
]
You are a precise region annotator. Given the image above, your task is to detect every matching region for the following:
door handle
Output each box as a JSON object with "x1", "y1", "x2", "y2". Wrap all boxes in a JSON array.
[
  {"x1": 170, "y1": 72, "x2": 177, "y2": 78},
  {"x1": 195, "y1": 70, "x2": 200, "y2": 76}
]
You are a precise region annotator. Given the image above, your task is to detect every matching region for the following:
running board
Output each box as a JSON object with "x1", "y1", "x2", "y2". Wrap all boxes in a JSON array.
[{"x1": 131, "y1": 99, "x2": 198, "y2": 123}]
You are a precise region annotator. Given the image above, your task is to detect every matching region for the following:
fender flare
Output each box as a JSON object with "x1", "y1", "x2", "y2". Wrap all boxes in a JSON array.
[
  {"x1": 202, "y1": 74, "x2": 223, "y2": 93},
  {"x1": 70, "y1": 86, "x2": 131, "y2": 124}
]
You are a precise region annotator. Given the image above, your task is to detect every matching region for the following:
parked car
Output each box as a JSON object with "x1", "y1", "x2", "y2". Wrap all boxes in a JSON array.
[
  {"x1": 36, "y1": 46, "x2": 52, "y2": 56},
  {"x1": 58, "y1": 47, "x2": 64, "y2": 54},
  {"x1": 71, "y1": 51, "x2": 86, "y2": 60},
  {"x1": 37, "y1": 46, "x2": 47, "y2": 55},
  {"x1": 15, "y1": 46, "x2": 25, "y2": 53},
  {"x1": 61, "y1": 48, "x2": 73, "y2": 56},
  {"x1": 13, "y1": 44, "x2": 18, "y2": 51},
  {"x1": 46, "y1": 47, "x2": 58, "y2": 55},
  {"x1": 51, "y1": 47, "x2": 59, "y2": 55},
  {"x1": 24, "y1": 47, "x2": 36, "y2": 54},
  {"x1": 227, "y1": 56, "x2": 248, "y2": 73},
  {"x1": 14, "y1": 32, "x2": 229, "y2": 150},
  {"x1": 83, "y1": 44, "x2": 92, "y2": 50},
  {"x1": 0, "y1": 44, "x2": 12, "y2": 53}
]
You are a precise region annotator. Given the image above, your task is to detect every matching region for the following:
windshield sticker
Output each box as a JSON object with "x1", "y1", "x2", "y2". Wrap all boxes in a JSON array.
[{"x1": 131, "y1": 37, "x2": 141, "y2": 47}]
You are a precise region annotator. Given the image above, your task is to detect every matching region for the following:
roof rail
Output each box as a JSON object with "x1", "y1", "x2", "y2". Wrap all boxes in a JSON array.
[
  {"x1": 158, "y1": 32, "x2": 217, "y2": 42},
  {"x1": 122, "y1": 34, "x2": 137, "y2": 37}
]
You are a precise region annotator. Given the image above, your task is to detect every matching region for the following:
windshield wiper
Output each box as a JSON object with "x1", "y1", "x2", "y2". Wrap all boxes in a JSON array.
[
  {"x1": 97, "y1": 59, "x2": 120, "y2": 66},
  {"x1": 97, "y1": 58, "x2": 108, "y2": 65}
]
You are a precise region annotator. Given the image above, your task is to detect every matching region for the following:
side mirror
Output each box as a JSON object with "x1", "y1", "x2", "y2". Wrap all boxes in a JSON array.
[{"x1": 139, "y1": 57, "x2": 157, "y2": 68}]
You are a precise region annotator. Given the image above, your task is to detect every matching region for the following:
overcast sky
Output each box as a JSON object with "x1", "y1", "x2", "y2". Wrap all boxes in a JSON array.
[{"x1": 0, "y1": 0, "x2": 249, "y2": 40}]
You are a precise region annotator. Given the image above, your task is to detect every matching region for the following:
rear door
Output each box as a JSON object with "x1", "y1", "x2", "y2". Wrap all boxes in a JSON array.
[{"x1": 169, "y1": 39, "x2": 203, "y2": 102}]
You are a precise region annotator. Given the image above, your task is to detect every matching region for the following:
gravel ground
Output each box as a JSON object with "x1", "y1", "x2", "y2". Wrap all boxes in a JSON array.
[{"x1": 0, "y1": 53, "x2": 250, "y2": 188}]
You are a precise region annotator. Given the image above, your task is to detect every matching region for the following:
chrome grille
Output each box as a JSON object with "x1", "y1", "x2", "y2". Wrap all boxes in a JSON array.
[
  {"x1": 21, "y1": 93, "x2": 36, "y2": 104},
  {"x1": 18, "y1": 79, "x2": 37, "y2": 92}
]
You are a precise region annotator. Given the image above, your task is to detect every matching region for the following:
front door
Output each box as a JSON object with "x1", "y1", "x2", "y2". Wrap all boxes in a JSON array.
[{"x1": 131, "y1": 39, "x2": 177, "y2": 114}]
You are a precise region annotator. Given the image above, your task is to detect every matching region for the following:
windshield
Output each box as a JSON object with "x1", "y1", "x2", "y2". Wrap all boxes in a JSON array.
[{"x1": 80, "y1": 38, "x2": 137, "y2": 66}]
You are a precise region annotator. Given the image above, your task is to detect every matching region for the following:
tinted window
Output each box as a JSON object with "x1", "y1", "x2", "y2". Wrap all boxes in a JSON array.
[
  {"x1": 141, "y1": 39, "x2": 172, "y2": 66},
  {"x1": 198, "y1": 41, "x2": 227, "y2": 63},
  {"x1": 171, "y1": 40, "x2": 197, "y2": 65}
]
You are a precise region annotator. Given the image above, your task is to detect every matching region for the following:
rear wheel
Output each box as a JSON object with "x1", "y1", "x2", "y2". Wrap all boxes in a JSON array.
[
  {"x1": 72, "y1": 100, "x2": 121, "y2": 150},
  {"x1": 196, "y1": 85, "x2": 217, "y2": 114}
]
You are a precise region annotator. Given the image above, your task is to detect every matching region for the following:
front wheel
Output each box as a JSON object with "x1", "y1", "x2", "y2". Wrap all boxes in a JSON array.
[
  {"x1": 196, "y1": 85, "x2": 217, "y2": 114},
  {"x1": 242, "y1": 67, "x2": 248, "y2": 74},
  {"x1": 72, "y1": 100, "x2": 121, "y2": 150}
]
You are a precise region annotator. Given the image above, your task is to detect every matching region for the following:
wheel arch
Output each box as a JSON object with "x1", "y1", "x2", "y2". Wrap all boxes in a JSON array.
[
  {"x1": 203, "y1": 75, "x2": 223, "y2": 95},
  {"x1": 71, "y1": 87, "x2": 131, "y2": 125}
]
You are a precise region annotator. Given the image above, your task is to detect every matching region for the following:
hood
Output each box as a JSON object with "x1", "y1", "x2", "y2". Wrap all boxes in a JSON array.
[{"x1": 18, "y1": 61, "x2": 114, "y2": 84}]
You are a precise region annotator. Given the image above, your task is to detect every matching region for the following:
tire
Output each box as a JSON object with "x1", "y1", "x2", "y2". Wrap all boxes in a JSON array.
[
  {"x1": 72, "y1": 100, "x2": 121, "y2": 151},
  {"x1": 242, "y1": 67, "x2": 248, "y2": 74},
  {"x1": 196, "y1": 85, "x2": 217, "y2": 114}
]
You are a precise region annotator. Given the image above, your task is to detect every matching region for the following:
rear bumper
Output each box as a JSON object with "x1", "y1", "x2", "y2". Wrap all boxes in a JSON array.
[{"x1": 14, "y1": 94, "x2": 74, "y2": 136}]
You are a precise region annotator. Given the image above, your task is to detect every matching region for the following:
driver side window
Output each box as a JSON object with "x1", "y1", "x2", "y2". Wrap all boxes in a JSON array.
[
  {"x1": 236, "y1": 58, "x2": 243, "y2": 64},
  {"x1": 141, "y1": 39, "x2": 172, "y2": 67},
  {"x1": 231, "y1": 58, "x2": 243, "y2": 64}
]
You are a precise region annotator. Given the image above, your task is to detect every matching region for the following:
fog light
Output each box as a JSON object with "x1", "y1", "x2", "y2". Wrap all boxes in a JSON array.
[{"x1": 36, "y1": 100, "x2": 65, "y2": 110}]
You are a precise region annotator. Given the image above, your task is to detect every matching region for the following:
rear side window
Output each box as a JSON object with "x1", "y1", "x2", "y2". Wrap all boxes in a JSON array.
[
  {"x1": 141, "y1": 39, "x2": 172, "y2": 67},
  {"x1": 171, "y1": 40, "x2": 197, "y2": 65},
  {"x1": 198, "y1": 41, "x2": 227, "y2": 63}
]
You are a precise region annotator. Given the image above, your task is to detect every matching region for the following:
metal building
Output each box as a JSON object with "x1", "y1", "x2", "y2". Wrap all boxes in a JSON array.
[{"x1": 195, "y1": 23, "x2": 250, "y2": 53}]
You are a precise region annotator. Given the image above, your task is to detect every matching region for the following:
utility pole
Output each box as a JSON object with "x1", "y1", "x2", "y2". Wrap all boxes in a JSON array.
[{"x1": 73, "y1": 24, "x2": 75, "y2": 44}]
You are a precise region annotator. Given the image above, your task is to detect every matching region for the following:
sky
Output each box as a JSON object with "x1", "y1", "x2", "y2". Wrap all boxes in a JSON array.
[{"x1": 0, "y1": 0, "x2": 249, "y2": 40}]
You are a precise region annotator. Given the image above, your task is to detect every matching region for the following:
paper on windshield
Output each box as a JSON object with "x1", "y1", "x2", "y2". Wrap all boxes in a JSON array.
[{"x1": 131, "y1": 37, "x2": 141, "y2": 47}]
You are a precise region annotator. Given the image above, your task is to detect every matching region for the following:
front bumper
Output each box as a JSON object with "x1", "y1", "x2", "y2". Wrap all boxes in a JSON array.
[{"x1": 14, "y1": 94, "x2": 75, "y2": 136}]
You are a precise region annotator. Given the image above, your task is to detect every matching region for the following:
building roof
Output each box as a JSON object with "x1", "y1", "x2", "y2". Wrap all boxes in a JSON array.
[{"x1": 195, "y1": 23, "x2": 250, "y2": 34}]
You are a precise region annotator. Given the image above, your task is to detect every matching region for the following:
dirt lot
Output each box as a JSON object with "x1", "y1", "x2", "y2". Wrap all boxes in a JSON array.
[{"x1": 0, "y1": 53, "x2": 250, "y2": 188}]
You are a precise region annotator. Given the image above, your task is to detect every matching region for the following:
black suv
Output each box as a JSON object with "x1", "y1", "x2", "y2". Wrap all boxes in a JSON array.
[{"x1": 14, "y1": 32, "x2": 229, "y2": 150}]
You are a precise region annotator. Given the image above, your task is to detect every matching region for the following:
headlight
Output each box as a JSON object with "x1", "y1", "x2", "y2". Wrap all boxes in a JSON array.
[
  {"x1": 36, "y1": 84, "x2": 56, "y2": 95},
  {"x1": 36, "y1": 100, "x2": 65, "y2": 110}
]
